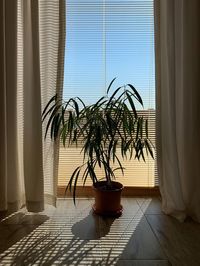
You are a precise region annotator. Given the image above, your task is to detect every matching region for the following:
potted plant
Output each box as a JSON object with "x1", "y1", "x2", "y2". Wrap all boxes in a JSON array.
[{"x1": 42, "y1": 78, "x2": 154, "y2": 216}]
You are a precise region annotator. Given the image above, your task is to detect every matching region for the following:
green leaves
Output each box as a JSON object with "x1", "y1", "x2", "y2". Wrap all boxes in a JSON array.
[
  {"x1": 42, "y1": 94, "x2": 57, "y2": 117},
  {"x1": 127, "y1": 84, "x2": 143, "y2": 106},
  {"x1": 106, "y1": 77, "x2": 117, "y2": 94},
  {"x1": 65, "y1": 165, "x2": 81, "y2": 205},
  {"x1": 126, "y1": 92, "x2": 137, "y2": 118},
  {"x1": 44, "y1": 104, "x2": 62, "y2": 138},
  {"x1": 106, "y1": 86, "x2": 122, "y2": 109},
  {"x1": 42, "y1": 78, "x2": 154, "y2": 204}
]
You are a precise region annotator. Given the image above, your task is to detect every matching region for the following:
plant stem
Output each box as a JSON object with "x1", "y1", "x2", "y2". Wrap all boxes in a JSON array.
[{"x1": 106, "y1": 155, "x2": 112, "y2": 187}]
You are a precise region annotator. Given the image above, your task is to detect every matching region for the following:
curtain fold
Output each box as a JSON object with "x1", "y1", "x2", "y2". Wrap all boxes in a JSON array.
[
  {"x1": 39, "y1": 0, "x2": 65, "y2": 206},
  {"x1": 0, "y1": 0, "x2": 65, "y2": 213},
  {"x1": 0, "y1": 0, "x2": 24, "y2": 212},
  {"x1": 154, "y1": 0, "x2": 200, "y2": 222}
]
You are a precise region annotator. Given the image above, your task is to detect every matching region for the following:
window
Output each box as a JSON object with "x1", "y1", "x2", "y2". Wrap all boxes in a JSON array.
[{"x1": 58, "y1": 0, "x2": 156, "y2": 189}]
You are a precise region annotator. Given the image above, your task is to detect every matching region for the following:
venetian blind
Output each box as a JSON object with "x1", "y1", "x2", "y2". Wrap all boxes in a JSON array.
[{"x1": 58, "y1": 0, "x2": 157, "y2": 188}]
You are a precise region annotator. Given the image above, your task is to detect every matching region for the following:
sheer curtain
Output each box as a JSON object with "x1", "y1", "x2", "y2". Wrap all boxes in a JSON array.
[
  {"x1": 0, "y1": 0, "x2": 65, "y2": 213},
  {"x1": 154, "y1": 0, "x2": 200, "y2": 222}
]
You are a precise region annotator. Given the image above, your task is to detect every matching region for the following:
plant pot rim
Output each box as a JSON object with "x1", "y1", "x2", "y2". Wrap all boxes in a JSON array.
[{"x1": 93, "y1": 180, "x2": 123, "y2": 192}]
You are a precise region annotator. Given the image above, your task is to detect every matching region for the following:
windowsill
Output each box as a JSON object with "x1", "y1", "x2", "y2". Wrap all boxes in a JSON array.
[{"x1": 57, "y1": 186, "x2": 160, "y2": 198}]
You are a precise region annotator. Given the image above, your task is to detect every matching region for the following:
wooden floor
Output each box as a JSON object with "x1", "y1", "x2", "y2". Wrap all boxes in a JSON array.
[{"x1": 0, "y1": 198, "x2": 200, "y2": 265}]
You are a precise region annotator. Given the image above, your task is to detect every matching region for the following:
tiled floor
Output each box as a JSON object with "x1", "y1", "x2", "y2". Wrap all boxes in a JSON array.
[{"x1": 0, "y1": 198, "x2": 200, "y2": 265}]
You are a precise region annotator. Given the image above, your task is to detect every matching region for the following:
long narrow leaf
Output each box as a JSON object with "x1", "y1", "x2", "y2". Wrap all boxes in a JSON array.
[
  {"x1": 73, "y1": 170, "x2": 80, "y2": 205},
  {"x1": 44, "y1": 104, "x2": 62, "y2": 138},
  {"x1": 145, "y1": 139, "x2": 154, "y2": 159},
  {"x1": 107, "y1": 77, "x2": 116, "y2": 94},
  {"x1": 126, "y1": 92, "x2": 137, "y2": 118},
  {"x1": 42, "y1": 94, "x2": 57, "y2": 116},
  {"x1": 114, "y1": 154, "x2": 124, "y2": 175},
  {"x1": 42, "y1": 102, "x2": 58, "y2": 123},
  {"x1": 106, "y1": 86, "x2": 122, "y2": 109},
  {"x1": 65, "y1": 166, "x2": 80, "y2": 194},
  {"x1": 71, "y1": 99, "x2": 79, "y2": 117},
  {"x1": 145, "y1": 119, "x2": 148, "y2": 138},
  {"x1": 127, "y1": 84, "x2": 143, "y2": 106}
]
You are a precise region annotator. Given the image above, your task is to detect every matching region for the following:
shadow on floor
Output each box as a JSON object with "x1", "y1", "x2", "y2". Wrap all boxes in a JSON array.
[
  {"x1": 72, "y1": 210, "x2": 115, "y2": 240},
  {"x1": 0, "y1": 228, "x2": 100, "y2": 265},
  {"x1": 0, "y1": 212, "x2": 49, "y2": 254},
  {"x1": 0, "y1": 211, "x2": 118, "y2": 265},
  {"x1": 0, "y1": 199, "x2": 172, "y2": 265}
]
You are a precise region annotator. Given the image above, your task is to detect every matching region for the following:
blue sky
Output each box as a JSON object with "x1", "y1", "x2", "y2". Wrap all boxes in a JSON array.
[{"x1": 63, "y1": 0, "x2": 155, "y2": 110}]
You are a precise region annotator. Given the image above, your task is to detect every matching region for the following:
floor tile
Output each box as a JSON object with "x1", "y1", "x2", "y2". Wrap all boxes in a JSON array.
[
  {"x1": 45, "y1": 198, "x2": 93, "y2": 219},
  {"x1": 1, "y1": 212, "x2": 49, "y2": 225},
  {"x1": 71, "y1": 210, "x2": 101, "y2": 240},
  {"x1": 0, "y1": 219, "x2": 102, "y2": 265},
  {"x1": 99, "y1": 198, "x2": 140, "y2": 236},
  {"x1": 0, "y1": 198, "x2": 199, "y2": 266},
  {"x1": 122, "y1": 198, "x2": 141, "y2": 212},
  {"x1": 116, "y1": 259, "x2": 171, "y2": 266},
  {"x1": 118, "y1": 215, "x2": 166, "y2": 260},
  {"x1": 0, "y1": 224, "x2": 39, "y2": 254},
  {"x1": 146, "y1": 214, "x2": 200, "y2": 266},
  {"x1": 99, "y1": 206, "x2": 166, "y2": 263},
  {"x1": 136, "y1": 198, "x2": 147, "y2": 207},
  {"x1": 140, "y1": 198, "x2": 163, "y2": 215}
]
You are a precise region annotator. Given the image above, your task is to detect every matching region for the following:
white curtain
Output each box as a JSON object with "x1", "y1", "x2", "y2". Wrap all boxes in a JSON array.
[
  {"x1": 0, "y1": 0, "x2": 65, "y2": 213},
  {"x1": 154, "y1": 0, "x2": 200, "y2": 222}
]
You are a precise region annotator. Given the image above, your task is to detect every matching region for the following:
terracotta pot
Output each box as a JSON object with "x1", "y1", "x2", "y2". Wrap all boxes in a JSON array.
[{"x1": 92, "y1": 181, "x2": 123, "y2": 217}]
